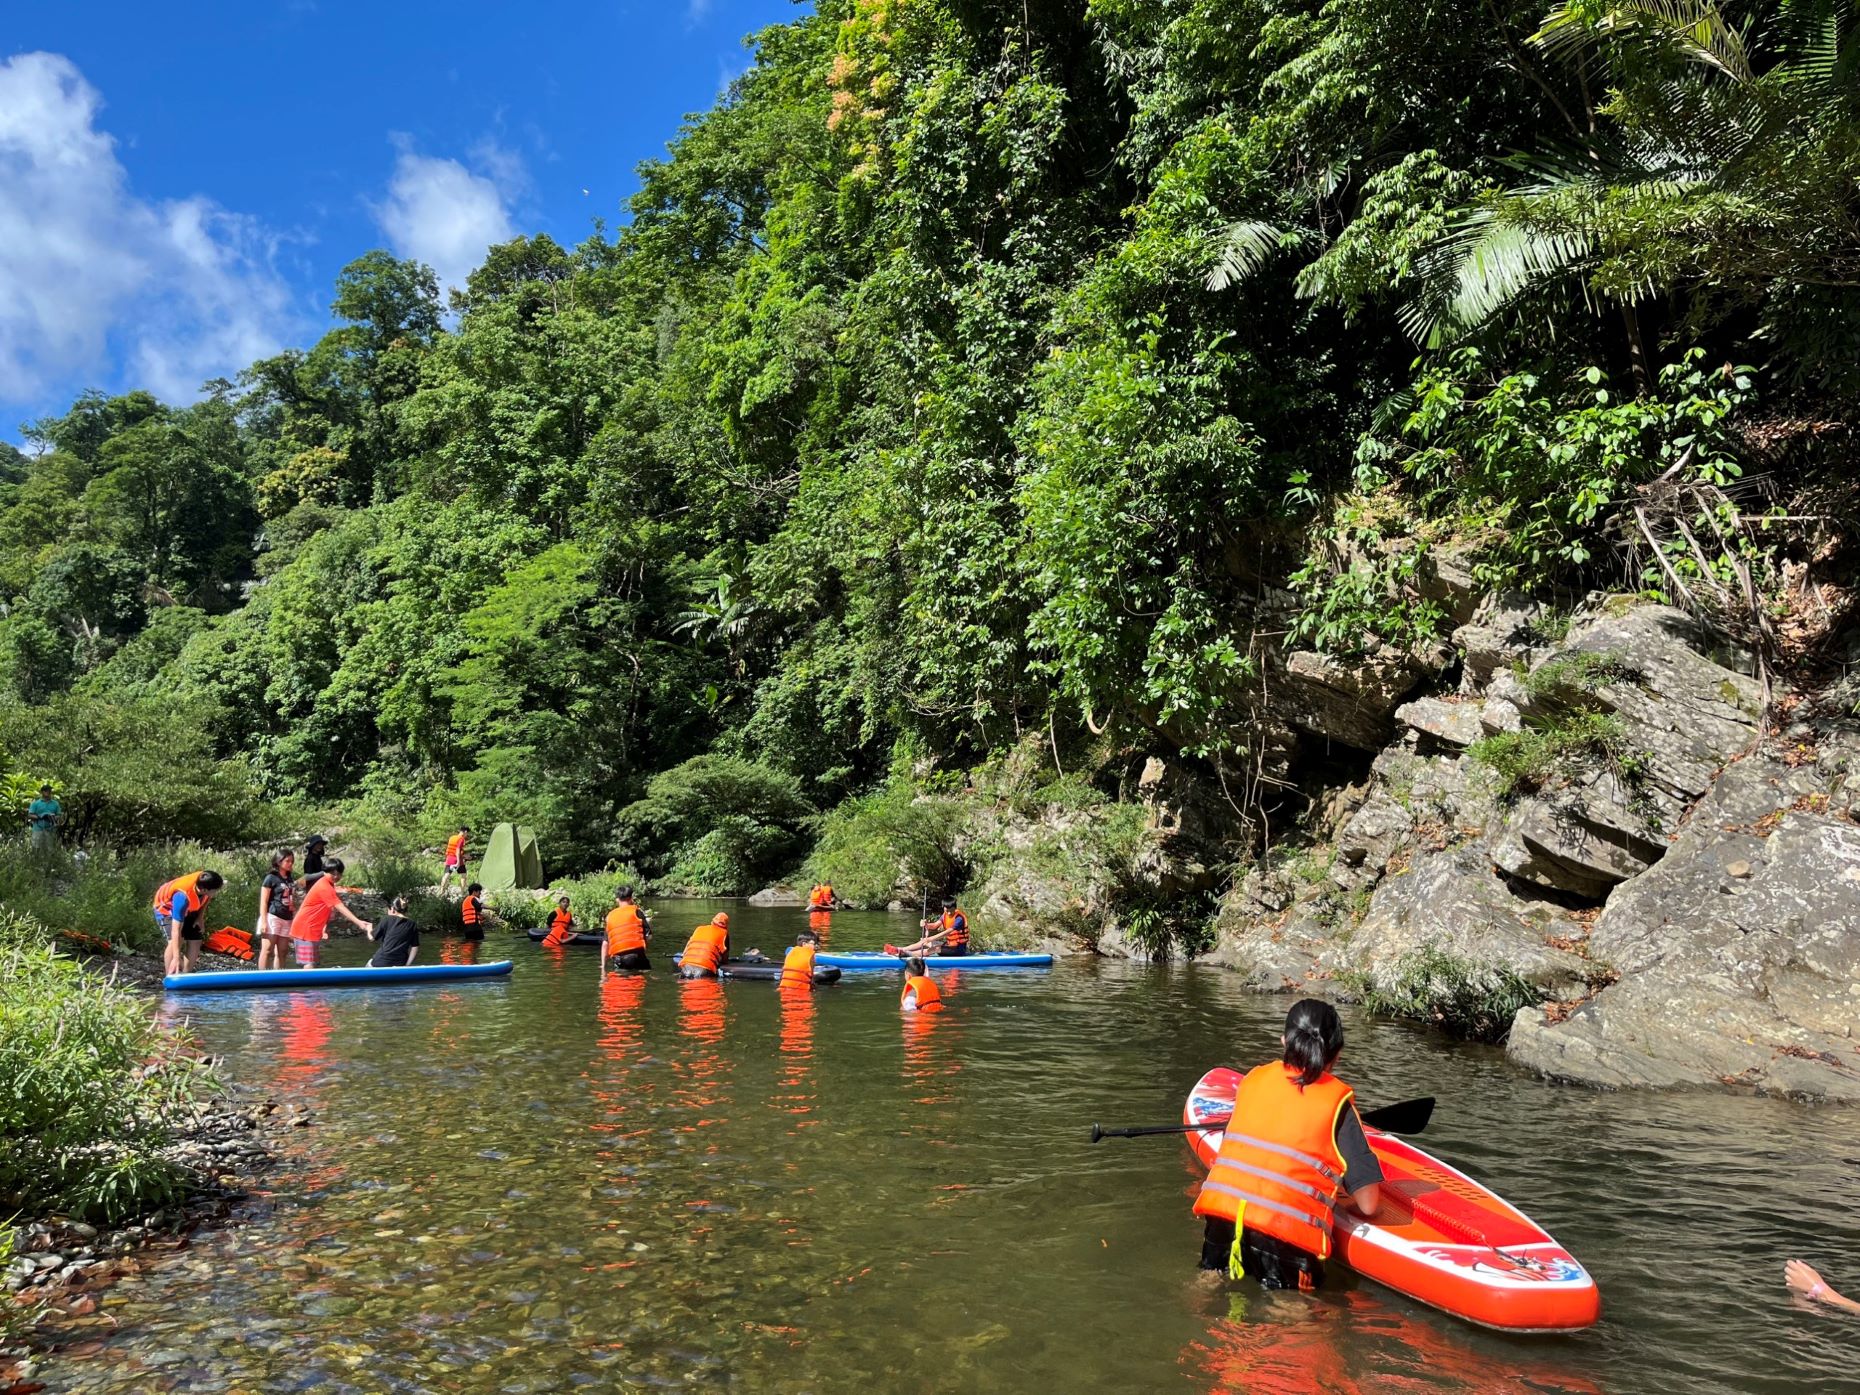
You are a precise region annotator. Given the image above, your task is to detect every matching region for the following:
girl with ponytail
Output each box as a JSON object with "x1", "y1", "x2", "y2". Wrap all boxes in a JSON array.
[{"x1": 1192, "y1": 999, "x2": 1384, "y2": 1292}]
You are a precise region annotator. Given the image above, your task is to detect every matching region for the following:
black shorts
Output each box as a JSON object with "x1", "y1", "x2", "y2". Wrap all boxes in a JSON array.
[
  {"x1": 459, "y1": 928, "x2": 484, "y2": 942},
  {"x1": 1198, "y1": 1217, "x2": 1325, "y2": 1291},
  {"x1": 608, "y1": 949, "x2": 650, "y2": 971},
  {"x1": 158, "y1": 914, "x2": 206, "y2": 943},
  {"x1": 937, "y1": 943, "x2": 969, "y2": 957}
]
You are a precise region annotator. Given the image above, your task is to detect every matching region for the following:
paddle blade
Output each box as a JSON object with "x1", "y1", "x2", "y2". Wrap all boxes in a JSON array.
[{"x1": 1359, "y1": 1096, "x2": 1434, "y2": 1135}]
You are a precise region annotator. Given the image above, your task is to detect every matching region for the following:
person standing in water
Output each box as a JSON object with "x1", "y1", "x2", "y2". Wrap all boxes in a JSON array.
[
  {"x1": 679, "y1": 912, "x2": 730, "y2": 978},
  {"x1": 600, "y1": 885, "x2": 652, "y2": 976},
  {"x1": 291, "y1": 857, "x2": 373, "y2": 967},
  {"x1": 780, "y1": 929, "x2": 820, "y2": 989},
  {"x1": 899, "y1": 955, "x2": 943, "y2": 1012},
  {"x1": 255, "y1": 848, "x2": 297, "y2": 971},
  {"x1": 1193, "y1": 999, "x2": 1383, "y2": 1292},
  {"x1": 440, "y1": 826, "x2": 470, "y2": 895},
  {"x1": 459, "y1": 882, "x2": 489, "y2": 940}
]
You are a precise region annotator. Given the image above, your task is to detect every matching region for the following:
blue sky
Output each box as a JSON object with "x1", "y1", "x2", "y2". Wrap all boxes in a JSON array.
[{"x1": 0, "y1": 0, "x2": 806, "y2": 436}]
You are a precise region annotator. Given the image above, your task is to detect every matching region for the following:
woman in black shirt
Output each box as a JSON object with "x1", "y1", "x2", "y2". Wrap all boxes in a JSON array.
[{"x1": 367, "y1": 895, "x2": 421, "y2": 968}]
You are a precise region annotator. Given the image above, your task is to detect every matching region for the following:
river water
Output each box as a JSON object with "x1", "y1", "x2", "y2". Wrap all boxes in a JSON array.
[{"x1": 42, "y1": 902, "x2": 1860, "y2": 1393}]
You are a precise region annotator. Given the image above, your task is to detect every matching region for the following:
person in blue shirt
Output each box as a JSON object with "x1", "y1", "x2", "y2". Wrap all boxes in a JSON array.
[{"x1": 26, "y1": 784, "x2": 61, "y2": 852}]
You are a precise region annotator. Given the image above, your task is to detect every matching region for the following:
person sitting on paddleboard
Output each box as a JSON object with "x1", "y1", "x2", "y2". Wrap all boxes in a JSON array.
[
  {"x1": 367, "y1": 895, "x2": 422, "y2": 967},
  {"x1": 255, "y1": 848, "x2": 297, "y2": 971},
  {"x1": 895, "y1": 897, "x2": 971, "y2": 957},
  {"x1": 155, "y1": 869, "x2": 225, "y2": 977},
  {"x1": 601, "y1": 884, "x2": 651, "y2": 975},
  {"x1": 679, "y1": 912, "x2": 730, "y2": 978},
  {"x1": 900, "y1": 955, "x2": 943, "y2": 1012},
  {"x1": 1194, "y1": 999, "x2": 1383, "y2": 1293},
  {"x1": 541, "y1": 895, "x2": 578, "y2": 948},
  {"x1": 807, "y1": 882, "x2": 838, "y2": 910}
]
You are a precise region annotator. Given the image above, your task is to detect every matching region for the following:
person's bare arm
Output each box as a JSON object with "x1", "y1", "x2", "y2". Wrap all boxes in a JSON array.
[
  {"x1": 1788, "y1": 1260, "x2": 1860, "y2": 1314},
  {"x1": 338, "y1": 901, "x2": 372, "y2": 930},
  {"x1": 1346, "y1": 1182, "x2": 1381, "y2": 1217}
]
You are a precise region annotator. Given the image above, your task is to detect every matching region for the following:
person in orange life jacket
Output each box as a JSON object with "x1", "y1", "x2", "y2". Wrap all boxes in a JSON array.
[
  {"x1": 898, "y1": 897, "x2": 970, "y2": 957},
  {"x1": 440, "y1": 826, "x2": 470, "y2": 895},
  {"x1": 458, "y1": 883, "x2": 490, "y2": 940},
  {"x1": 806, "y1": 882, "x2": 838, "y2": 910},
  {"x1": 255, "y1": 848, "x2": 297, "y2": 971},
  {"x1": 899, "y1": 955, "x2": 943, "y2": 1012},
  {"x1": 1194, "y1": 999, "x2": 1383, "y2": 1293},
  {"x1": 290, "y1": 857, "x2": 373, "y2": 968},
  {"x1": 779, "y1": 929, "x2": 821, "y2": 988},
  {"x1": 679, "y1": 912, "x2": 730, "y2": 978},
  {"x1": 601, "y1": 885, "x2": 652, "y2": 976},
  {"x1": 155, "y1": 869, "x2": 225, "y2": 977},
  {"x1": 540, "y1": 896, "x2": 578, "y2": 947},
  {"x1": 367, "y1": 895, "x2": 422, "y2": 967}
]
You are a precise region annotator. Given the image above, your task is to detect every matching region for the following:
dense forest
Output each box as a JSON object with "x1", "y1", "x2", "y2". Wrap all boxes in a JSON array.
[{"x1": 3, "y1": 0, "x2": 1856, "y2": 930}]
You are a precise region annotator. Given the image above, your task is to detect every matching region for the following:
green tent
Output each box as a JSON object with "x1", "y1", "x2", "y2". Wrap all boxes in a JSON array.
[{"x1": 478, "y1": 822, "x2": 544, "y2": 892}]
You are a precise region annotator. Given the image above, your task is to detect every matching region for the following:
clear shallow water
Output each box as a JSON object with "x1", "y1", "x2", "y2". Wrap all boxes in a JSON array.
[{"x1": 44, "y1": 902, "x2": 1860, "y2": 1394}]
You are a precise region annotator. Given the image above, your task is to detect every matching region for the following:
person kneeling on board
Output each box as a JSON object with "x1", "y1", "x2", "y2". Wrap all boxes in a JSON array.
[
  {"x1": 292, "y1": 858, "x2": 374, "y2": 968},
  {"x1": 540, "y1": 895, "x2": 578, "y2": 947},
  {"x1": 1194, "y1": 999, "x2": 1382, "y2": 1293},
  {"x1": 679, "y1": 912, "x2": 730, "y2": 978},
  {"x1": 601, "y1": 885, "x2": 652, "y2": 976},
  {"x1": 779, "y1": 930, "x2": 820, "y2": 989},
  {"x1": 367, "y1": 895, "x2": 421, "y2": 967},
  {"x1": 899, "y1": 955, "x2": 943, "y2": 1012},
  {"x1": 155, "y1": 869, "x2": 225, "y2": 977}
]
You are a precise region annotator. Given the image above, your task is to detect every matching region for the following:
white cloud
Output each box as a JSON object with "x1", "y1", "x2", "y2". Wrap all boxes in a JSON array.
[
  {"x1": 374, "y1": 138, "x2": 521, "y2": 299},
  {"x1": 0, "y1": 51, "x2": 303, "y2": 410},
  {"x1": 688, "y1": 0, "x2": 715, "y2": 22}
]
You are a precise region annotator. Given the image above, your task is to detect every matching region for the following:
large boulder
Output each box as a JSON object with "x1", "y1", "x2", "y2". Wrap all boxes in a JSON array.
[
  {"x1": 1487, "y1": 604, "x2": 1761, "y2": 898},
  {"x1": 1508, "y1": 759, "x2": 1860, "y2": 1099},
  {"x1": 1453, "y1": 591, "x2": 1544, "y2": 693}
]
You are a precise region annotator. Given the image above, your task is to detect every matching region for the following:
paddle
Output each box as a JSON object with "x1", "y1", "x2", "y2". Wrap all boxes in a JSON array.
[{"x1": 1089, "y1": 1096, "x2": 1435, "y2": 1143}]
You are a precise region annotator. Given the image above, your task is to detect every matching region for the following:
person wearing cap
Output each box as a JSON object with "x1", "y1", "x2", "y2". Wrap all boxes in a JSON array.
[
  {"x1": 679, "y1": 912, "x2": 731, "y2": 978},
  {"x1": 26, "y1": 783, "x2": 61, "y2": 852},
  {"x1": 303, "y1": 834, "x2": 331, "y2": 888}
]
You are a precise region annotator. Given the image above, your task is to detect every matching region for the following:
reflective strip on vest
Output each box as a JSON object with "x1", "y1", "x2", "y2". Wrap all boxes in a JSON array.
[
  {"x1": 1217, "y1": 1133, "x2": 1343, "y2": 1185},
  {"x1": 1205, "y1": 1153, "x2": 1338, "y2": 1206},
  {"x1": 1198, "y1": 1182, "x2": 1332, "y2": 1237}
]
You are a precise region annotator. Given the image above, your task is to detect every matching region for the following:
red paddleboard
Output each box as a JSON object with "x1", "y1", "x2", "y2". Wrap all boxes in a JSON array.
[{"x1": 1186, "y1": 1067, "x2": 1600, "y2": 1332}]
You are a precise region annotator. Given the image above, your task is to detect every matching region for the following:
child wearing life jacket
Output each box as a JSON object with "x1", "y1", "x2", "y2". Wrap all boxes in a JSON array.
[
  {"x1": 601, "y1": 885, "x2": 652, "y2": 975},
  {"x1": 896, "y1": 897, "x2": 971, "y2": 957},
  {"x1": 155, "y1": 869, "x2": 225, "y2": 977},
  {"x1": 541, "y1": 896, "x2": 578, "y2": 948},
  {"x1": 899, "y1": 955, "x2": 943, "y2": 1012},
  {"x1": 1194, "y1": 999, "x2": 1383, "y2": 1292},
  {"x1": 779, "y1": 930, "x2": 820, "y2": 989},
  {"x1": 679, "y1": 912, "x2": 730, "y2": 978}
]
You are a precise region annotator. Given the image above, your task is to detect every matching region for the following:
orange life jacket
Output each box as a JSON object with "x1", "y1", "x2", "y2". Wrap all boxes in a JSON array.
[
  {"x1": 542, "y1": 908, "x2": 576, "y2": 946},
  {"x1": 154, "y1": 872, "x2": 209, "y2": 922},
  {"x1": 605, "y1": 903, "x2": 647, "y2": 955},
  {"x1": 901, "y1": 973, "x2": 943, "y2": 1012},
  {"x1": 939, "y1": 909, "x2": 970, "y2": 949},
  {"x1": 203, "y1": 926, "x2": 255, "y2": 961},
  {"x1": 682, "y1": 922, "x2": 728, "y2": 973},
  {"x1": 781, "y1": 944, "x2": 817, "y2": 986},
  {"x1": 808, "y1": 884, "x2": 834, "y2": 908},
  {"x1": 460, "y1": 894, "x2": 482, "y2": 927},
  {"x1": 446, "y1": 833, "x2": 467, "y2": 863},
  {"x1": 1193, "y1": 1063, "x2": 1354, "y2": 1259}
]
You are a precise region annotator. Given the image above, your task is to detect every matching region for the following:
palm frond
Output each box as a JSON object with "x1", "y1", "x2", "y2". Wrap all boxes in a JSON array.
[
  {"x1": 1534, "y1": 1, "x2": 1752, "y2": 81},
  {"x1": 1204, "y1": 221, "x2": 1320, "y2": 292},
  {"x1": 1401, "y1": 209, "x2": 1596, "y2": 344}
]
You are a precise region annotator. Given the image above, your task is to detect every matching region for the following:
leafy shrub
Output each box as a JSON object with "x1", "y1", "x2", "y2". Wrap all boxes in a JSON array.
[
  {"x1": 1469, "y1": 711, "x2": 1629, "y2": 798},
  {"x1": 618, "y1": 756, "x2": 815, "y2": 893},
  {"x1": 0, "y1": 694, "x2": 273, "y2": 847},
  {"x1": 0, "y1": 907, "x2": 211, "y2": 1222},
  {"x1": 807, "y1": 786, "x2": 969, "y2": 905},
  {"x1": 1347, "y1": 946, "x2": 1544, "y2": 1043}
]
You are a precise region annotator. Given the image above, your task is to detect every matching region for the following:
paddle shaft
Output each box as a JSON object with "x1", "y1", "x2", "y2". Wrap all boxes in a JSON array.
[{"x1": 1089, "y1": 1096, "x2": 1434, "y2": 1143}]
